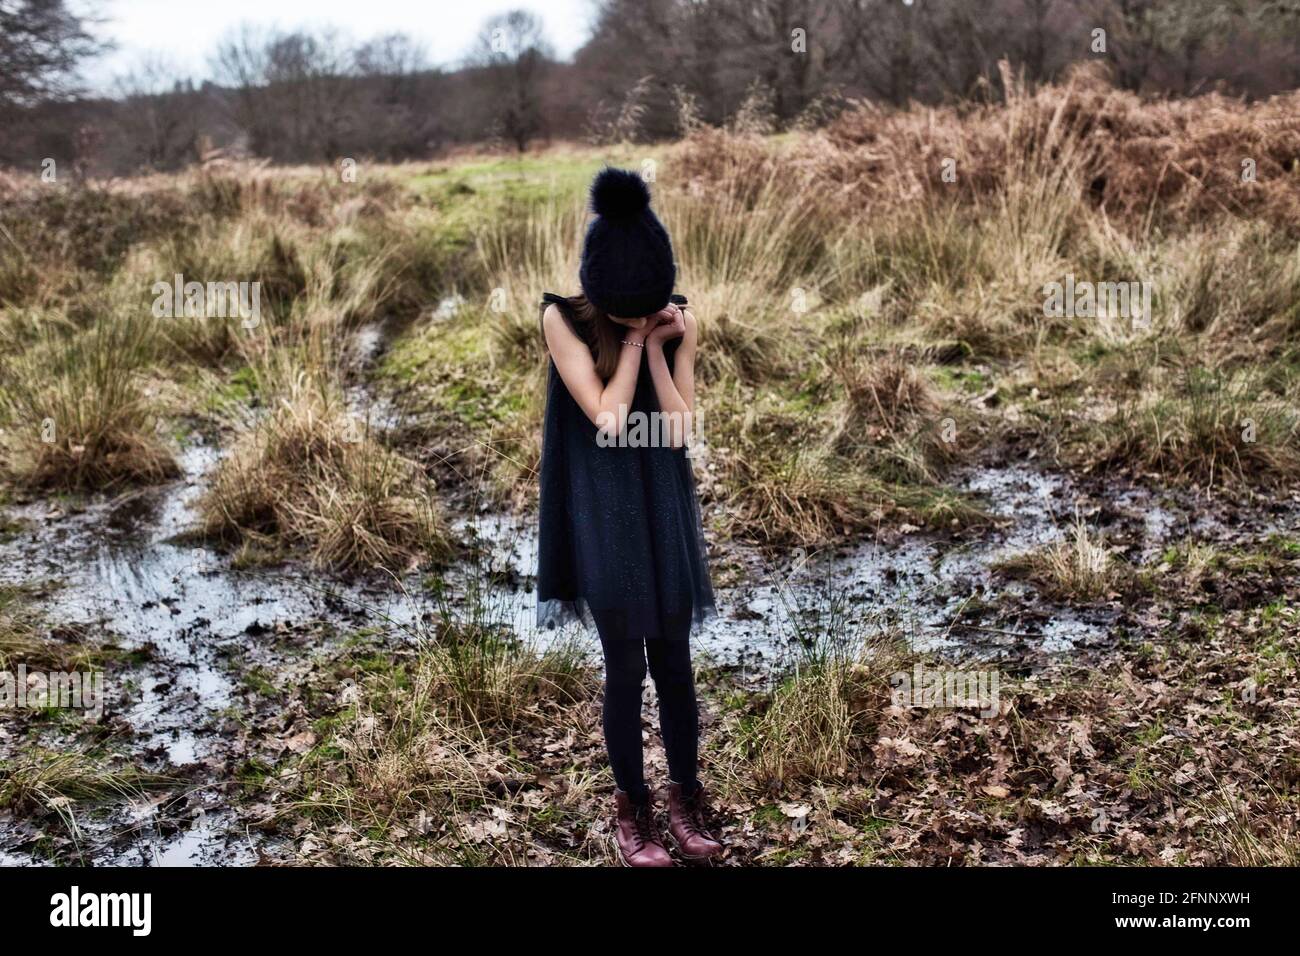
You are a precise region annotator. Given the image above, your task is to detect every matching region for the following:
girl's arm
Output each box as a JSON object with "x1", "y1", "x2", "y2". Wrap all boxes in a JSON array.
[
  {"x1": 543, "y1": 304, "x2": 647, "y2": 441},
  {"x1": 645, "y1": 305, "x2": 697, "y2": 447}
]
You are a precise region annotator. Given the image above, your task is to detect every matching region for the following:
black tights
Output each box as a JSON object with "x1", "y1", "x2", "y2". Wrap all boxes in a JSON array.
[{"x1": 591, "y1": 609, "x2": 699, "y2": 803}]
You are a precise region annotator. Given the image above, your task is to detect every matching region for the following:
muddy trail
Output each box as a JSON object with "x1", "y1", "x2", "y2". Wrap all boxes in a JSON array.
[{"x1": 1, "y1": 321, "x2": 1296, "y2": 866}]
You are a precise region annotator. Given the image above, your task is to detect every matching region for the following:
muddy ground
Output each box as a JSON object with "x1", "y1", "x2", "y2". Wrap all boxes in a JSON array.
[{"x1": 2, "y1": 324, "x2": 1297, "y2": 866}]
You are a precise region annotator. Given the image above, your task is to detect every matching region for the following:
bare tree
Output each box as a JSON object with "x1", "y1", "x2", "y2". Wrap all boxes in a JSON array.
[
  {"x1": 354, "y1": 32, "x2": 443, "y2": 159},
  {"x1": 267, "y1": 27, "x2": 356, "y2": 159},
  {"x1": 842, "y1": 0, "x2": 923, "y2": 104},
  {"x1": 210, "y1": 23, "x2": 274, "y2": 155},
  {"x1": 1014, "y1": 0, "x2": 1061, "y2": 83},
  {"x1": 1079, "y1": 0, "x2": 1163, "y2": 91},
  {"x1": 113, "y1": 55, "x2": 199, "y2": 170},
  {"x1": 1257, "y1": 0, "x2": 1300, "y2": 87},
  {"x1": 471, "y1": 9, "x2": 552, "y2": 151},
  {"x1": 356, "y1": 32, "x2": 428, "y2": 93},
  {"x1": 211, "y1": 24, "x2": 357, "y2": 161},
  {"x1": 0, "y1": 0, "x2": 102, "y2": 110}
]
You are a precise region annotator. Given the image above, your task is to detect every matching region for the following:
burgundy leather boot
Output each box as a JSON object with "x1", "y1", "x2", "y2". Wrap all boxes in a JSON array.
[
  {"x1": 613, "y1": 790, "x2": 673, "y2": 867},
  {"x1": 668, "y1": 782, "x2": 724, "y2": 861}
]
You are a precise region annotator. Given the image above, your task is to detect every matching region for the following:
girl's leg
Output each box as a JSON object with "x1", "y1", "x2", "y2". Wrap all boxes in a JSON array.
[
  {"x1": 591, "y1": 610, "x2": 650, "y2": 802},
  {"x1": 647, "y1": 614, "x2": 722, "y2": 860},
  {"x1": 644, "y1": 619, "x2": 699, "y2": 791}
]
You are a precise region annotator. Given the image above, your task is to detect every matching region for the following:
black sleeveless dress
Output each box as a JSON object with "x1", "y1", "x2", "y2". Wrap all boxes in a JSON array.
[{"x1": 535, "y1": 293, "x2": 716, "y2": 641}]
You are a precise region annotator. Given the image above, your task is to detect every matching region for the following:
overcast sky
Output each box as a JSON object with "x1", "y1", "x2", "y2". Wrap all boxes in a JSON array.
[{"x1": 79, "y1": 0, "x2": 597, "y2": 94}]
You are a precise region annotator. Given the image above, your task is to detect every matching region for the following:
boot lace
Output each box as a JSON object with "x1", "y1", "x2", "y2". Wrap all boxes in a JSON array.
[
  {"x1": 631, "y1": 803, "x2": 655, "y2": 850},
  {"x1": 681, "y1": 789, "x2": 709, "y2": 837}
]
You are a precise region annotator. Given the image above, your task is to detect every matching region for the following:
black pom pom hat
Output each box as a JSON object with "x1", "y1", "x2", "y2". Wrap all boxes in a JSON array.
[{"x1": 579, "y1": 167, "x2": 676, "y2": 319}]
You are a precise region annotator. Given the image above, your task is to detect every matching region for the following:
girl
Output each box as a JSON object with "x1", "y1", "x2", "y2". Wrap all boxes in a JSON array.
[{"x1": 536, "y1": 167, "x2": 721, "y2": 866}]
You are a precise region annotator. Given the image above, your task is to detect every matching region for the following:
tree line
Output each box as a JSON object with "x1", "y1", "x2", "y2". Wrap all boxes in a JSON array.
[{"x1": 3, "y1": 0, "x2": 1300, "y2": 175}]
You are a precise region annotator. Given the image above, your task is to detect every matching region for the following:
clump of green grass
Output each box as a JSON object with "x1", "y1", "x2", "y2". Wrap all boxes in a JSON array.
[
  {"x1": 733, "y1": 633, "x2": 906, "y2": 791},
  {"x1": 407, "y1": 627, "x2": 592, "y2": 734},
  {"x1": 0, "y1": 750, "x2": 160, "y2": 812},
  {"x1": 744, "y1": 663, "x2": 858, "y2": 788}
]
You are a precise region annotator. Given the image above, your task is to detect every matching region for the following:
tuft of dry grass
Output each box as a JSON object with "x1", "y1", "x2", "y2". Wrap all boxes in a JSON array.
[
  {"x1": 0, "y1": 583, "x2": 52, "y2": 671},
  {"x1": 1191, "y1": 781, "x2": 1300, "y2": 867},
  {"x1": 732, "y1": 658, "x2": 869, "y2": 790},
  {"x1": 998, "y1": 513, "x2": 1128, "y2": 601},
  {"x1": 0, "y1": 749, "x2": 170, "y2": 851},
  {"x1": 0, "y1": 583, "x2": 113, "y2": 672},
  {"x1": 722, "y1": 581, "x2": 905, "y2": 791},
  {"x1": 0, "y1": 751, "x2": 157, "y2": 812},
  {"x1": 834, "y1": 349, "x2": 939, "y2": 433},
  {"x1": 0, "y1": 308, "x2": 178, "y2": 491},
  {"x1": 199, "y1": 369, "x2": 451, "y2": 572},
  {"x1": 1085, "y1": 366, "x2": 1300, "y2": 488}
]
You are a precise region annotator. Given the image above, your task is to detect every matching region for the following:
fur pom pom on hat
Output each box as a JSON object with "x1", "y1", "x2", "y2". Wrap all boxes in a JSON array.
[{"x1": 579, "y1": 167, "x2": 676, "y2": 318}]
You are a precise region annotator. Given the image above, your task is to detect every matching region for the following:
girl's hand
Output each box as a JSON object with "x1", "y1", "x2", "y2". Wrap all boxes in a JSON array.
[
  {"x1": 646, "y1": 303, "x2": 686, "y2": 346},
  {"x1": 644, "y1": 304, "x2": 677, "y2": 326}
]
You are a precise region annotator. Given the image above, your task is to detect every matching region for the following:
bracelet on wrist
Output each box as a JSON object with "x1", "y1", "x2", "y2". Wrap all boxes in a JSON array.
[{"x1": 621, "y1": 339, "x2": 645, "y2": 348}]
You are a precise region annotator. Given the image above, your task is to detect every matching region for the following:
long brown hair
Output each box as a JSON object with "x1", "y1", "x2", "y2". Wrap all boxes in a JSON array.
[{"x1": 542, "y1": 293, "x2": 624, "y2": 380}]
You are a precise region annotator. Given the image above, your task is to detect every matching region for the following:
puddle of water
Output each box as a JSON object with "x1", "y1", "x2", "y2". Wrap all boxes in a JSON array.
[
  {"x1": 4, "y1": 445, "x2": 237, "y2": 756},
  {"x1": 447, "y1": 462, "x2": 1300, "y2": 667},
  {"x1": 0, "y1": 441, "x2": 420, "y2": 865},
  {"x1": 345, "y1": 321, "x2": 403, "y2": 430},
  {"x1": 146, "y1": 809, "x2": 255, "y2": 867},
  {"x1": 352, "y1": 325, "x2": 386, "y2": 363},
  {"x1": 445, "y1": 466, "x2": 1117, "y2": 665}
]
